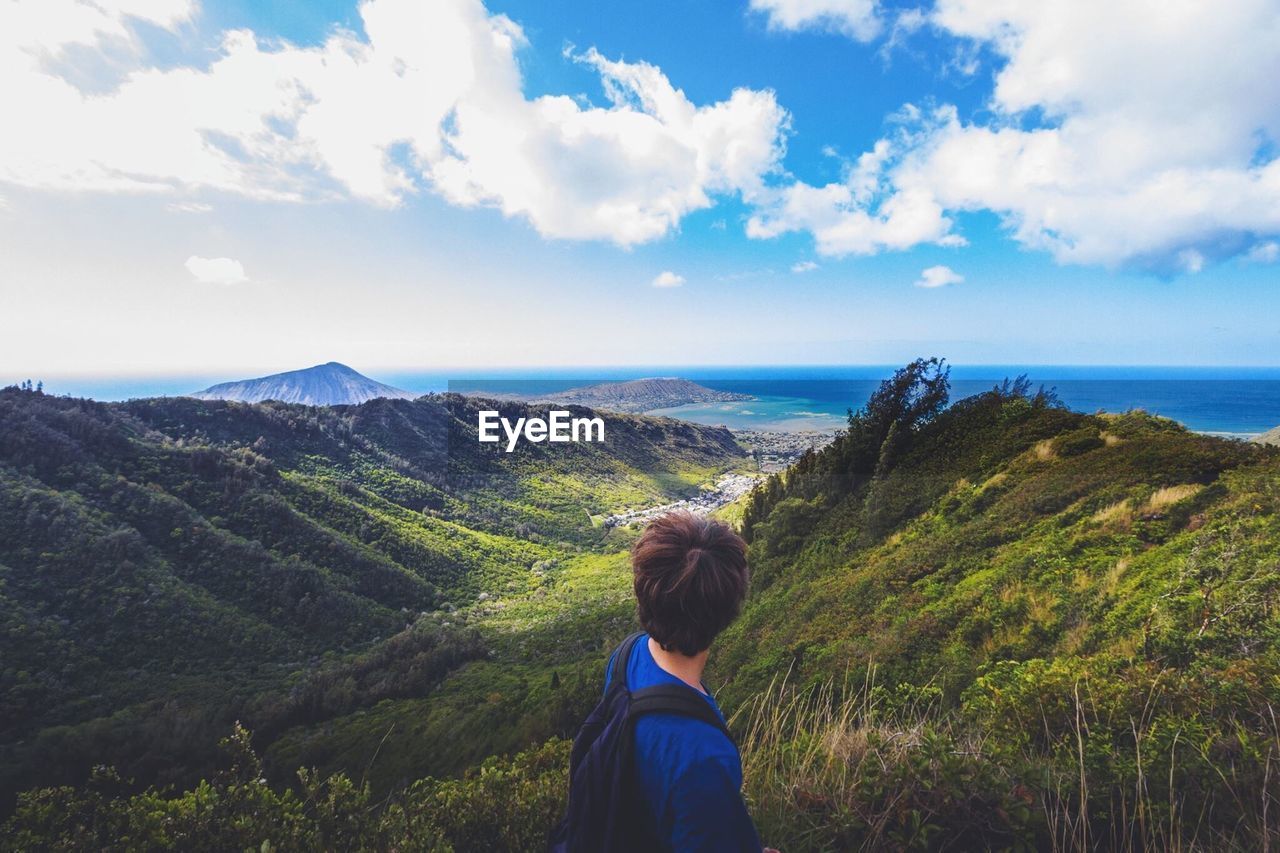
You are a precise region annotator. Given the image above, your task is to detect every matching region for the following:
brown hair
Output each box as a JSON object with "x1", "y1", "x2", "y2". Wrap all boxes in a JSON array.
[{"x1": 631, "y1": 511, "x2": 750, "y2": 656}]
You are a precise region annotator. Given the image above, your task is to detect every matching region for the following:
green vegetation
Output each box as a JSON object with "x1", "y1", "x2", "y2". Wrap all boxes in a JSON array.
[
  {"x1": 5, "y1": 363, "x2": 1280, "y2": 850},
  {"x1": 0, "y1": 388, "x2": 743, "y2": 815},
  {"x1": 5, "y1": 724, "x2": 568, "y2": 852},
  {"x1": 721, "y1": 361, "x2": 1280, "y2": 848}
]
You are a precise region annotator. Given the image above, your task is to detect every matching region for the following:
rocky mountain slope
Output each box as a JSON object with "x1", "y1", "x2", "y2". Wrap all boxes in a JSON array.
[{"x1": 190, "y1": 361, "x2": 415, "y2": 405}]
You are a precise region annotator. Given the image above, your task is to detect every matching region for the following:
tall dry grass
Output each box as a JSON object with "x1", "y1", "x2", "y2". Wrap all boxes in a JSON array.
[
  {"x1": 732, "y1": 671, "x2": 1280, "y2": 852},
  {"x1": 732, "y1": 670, "x2": 1020, "y2": 851}
]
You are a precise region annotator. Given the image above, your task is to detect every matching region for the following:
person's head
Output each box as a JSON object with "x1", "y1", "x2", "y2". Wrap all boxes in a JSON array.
[{"x1": 631, "y1": 511, "x2": 750, "y2": 657}]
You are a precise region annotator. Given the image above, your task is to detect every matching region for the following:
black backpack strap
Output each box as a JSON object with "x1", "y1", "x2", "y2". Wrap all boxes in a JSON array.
[
  {"x1": 628, "y1": 684, "x2": 735, "y2": 744},
  {"x1": 610, "y1": 631, "x2": 647, "y2": 691}
]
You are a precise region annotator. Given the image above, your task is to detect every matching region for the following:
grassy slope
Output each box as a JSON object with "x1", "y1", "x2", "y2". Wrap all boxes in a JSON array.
[
  {"x1": 712, "y1": 390, "x2": 1280, "y2": 848},
  {"x1": 715, "y1": 403, "x2": 1272, "y2": 703}
]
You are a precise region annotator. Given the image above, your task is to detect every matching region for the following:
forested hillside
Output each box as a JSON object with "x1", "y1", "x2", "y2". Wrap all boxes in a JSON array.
[
  {"x1": 0, "y1": 388, "x2": 745, "y2": 816},
  {"x1": 6, "y1": 365, "x2": 1280, "y2": 850}
]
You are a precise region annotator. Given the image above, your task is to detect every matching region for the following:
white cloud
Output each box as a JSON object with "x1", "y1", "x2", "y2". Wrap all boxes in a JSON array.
[
  {"x1": 6, "y1": 0, "x2": 194, "y2": 54},
  {"x1": 167, "y1": 201, "x2": 212, "y2": 213},
  {"x1": 750, "y1": 1, "x2": 1280, "y2": 273},
  {"x1": 901, "y1": 0, "x2": 1280, "y2": 272},
  {"x1": 791, "y1": 260, "x2": 819, "y2": 273},
  {"x1": 431, "y1": 46, "x2": 789, "y2": 245},
  {"x1": 748, "y1": 0, "x2": 881, "y2": 41},
  {"x1": 746, "y1": 161, "x2": 956, "y2": 256},
  {"x1": 185, "y1": 255, "x2": 247, "y2": 285},
  {"x1": 914, "y1": 264, "x2": 963, "y2": 288},
  {"x1": 1247, "y1": 241, "x2": 1279, "y2": 264},
  {"x1": 881, "y1": 8, "x2": 926, "y2": 57},
  {"x1": 1177, "y1": 249, "x2": 1205, "y2": 275},
  {"x1": 652, "y1": 271, "x2": 685, "y2": 288},
  {"x1": 0, "y1": 0, "x2": 789, "y2": 247}
]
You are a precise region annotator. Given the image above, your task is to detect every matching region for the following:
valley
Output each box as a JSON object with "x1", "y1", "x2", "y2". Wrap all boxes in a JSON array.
[
  {"x1": 4, "y1": 365, "x2": 1280, "y2": 850},
  {"x1": 0, "y1": 388, "x2": 748, "y2": 817},
  {"x1": 602, "y1": 471, "x2": 761, "y2": 528}
]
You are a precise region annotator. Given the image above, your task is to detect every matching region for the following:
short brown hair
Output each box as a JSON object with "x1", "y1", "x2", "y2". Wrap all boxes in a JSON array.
[{"x1": 631, "y1": 511, "x2": 750, "y2": 656}]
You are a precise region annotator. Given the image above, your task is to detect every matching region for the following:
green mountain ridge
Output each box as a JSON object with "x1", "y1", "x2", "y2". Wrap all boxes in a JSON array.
[
  {"x1": 713, "y1": 365, "x2": 1280, "y2": 848},
  {"x1": 5, "y1": 366, "x2": 1280, "y2": 850},
  {"x1": 719, "y1": 382, "x2": 1266, "y2": 702}
]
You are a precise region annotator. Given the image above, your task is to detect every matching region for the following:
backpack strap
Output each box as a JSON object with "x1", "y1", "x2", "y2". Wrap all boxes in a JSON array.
[
  {"x1": 610, "y1": 632, "x2": 736, "y2": 744},
  {"x1": 628, "y1": 684, "x2": 735, "y2": 744},
  {"x1": 610, "y1": 631, "x2": 647, "y2": 691}
]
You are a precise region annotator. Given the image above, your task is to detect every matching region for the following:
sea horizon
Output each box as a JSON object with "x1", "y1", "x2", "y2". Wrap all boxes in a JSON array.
[{"x1": 13, "y1": 364, "x2": 1280, "y2": 439}]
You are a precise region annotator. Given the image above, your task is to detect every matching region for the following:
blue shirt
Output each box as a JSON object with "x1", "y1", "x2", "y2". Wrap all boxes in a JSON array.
[{"x1": 605, "y1": 634, "x2": 762, "y2": 852}]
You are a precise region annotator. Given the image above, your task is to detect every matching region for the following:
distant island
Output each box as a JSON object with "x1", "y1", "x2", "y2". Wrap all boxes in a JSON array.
[
  {"x1": 190, "y1": 361, "x2": 415, "y2": 406},
  {"x1": 476, "y1": 377, "x2": 753, "y2": 414}
]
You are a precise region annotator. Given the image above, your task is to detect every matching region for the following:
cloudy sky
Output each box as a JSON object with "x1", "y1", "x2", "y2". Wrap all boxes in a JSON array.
[{"x1": 2, "y1": 0, "x2": 1279, "y2": 375}]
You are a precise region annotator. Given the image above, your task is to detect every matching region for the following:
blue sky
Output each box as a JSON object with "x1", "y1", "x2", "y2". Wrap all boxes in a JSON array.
[{"x1": 2, "y1": 0, "x2": 1278, "y2": 376}]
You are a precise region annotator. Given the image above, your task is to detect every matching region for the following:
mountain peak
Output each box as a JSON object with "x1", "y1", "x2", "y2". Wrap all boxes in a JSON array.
[{"x1": 190, "y1": 362, "x2": 415, "y2": 406}]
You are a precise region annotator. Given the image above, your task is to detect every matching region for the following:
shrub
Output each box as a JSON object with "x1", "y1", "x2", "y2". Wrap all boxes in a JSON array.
[{"x1": 2, "y1": 726, "x2": 569, "y2": 853}]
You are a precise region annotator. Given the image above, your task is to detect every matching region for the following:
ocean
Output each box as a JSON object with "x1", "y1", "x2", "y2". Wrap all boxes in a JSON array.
[
  {"x1": 25, "y1": 365, "x2": 1280, "y2": 439},
  {"x1": 441, "y1": 366, "x2": 1280, "y2": 438},
  {"x1": 646, "y1": 378, "x2": 1280, "y2": 437}
]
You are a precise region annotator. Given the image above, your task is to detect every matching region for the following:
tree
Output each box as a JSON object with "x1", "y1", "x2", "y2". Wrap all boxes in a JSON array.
[{"x1": 843, "y1": 357, "x2": 950, "y2": 481}]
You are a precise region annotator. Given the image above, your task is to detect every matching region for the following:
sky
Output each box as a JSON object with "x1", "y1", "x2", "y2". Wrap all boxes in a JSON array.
[{"x1": 2, "y1": 0, "x2": 1279, "y2": 377}]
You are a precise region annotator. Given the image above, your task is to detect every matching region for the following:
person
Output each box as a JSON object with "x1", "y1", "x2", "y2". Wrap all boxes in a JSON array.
[{"x1": 604, "y1": 510, "x2": 768, "y2": 852}]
